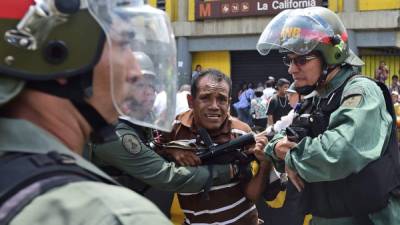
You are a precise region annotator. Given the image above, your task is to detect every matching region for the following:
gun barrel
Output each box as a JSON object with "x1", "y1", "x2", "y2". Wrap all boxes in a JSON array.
[{"x1": 197, "y1": 133, "x2": 255, "y2": 160}]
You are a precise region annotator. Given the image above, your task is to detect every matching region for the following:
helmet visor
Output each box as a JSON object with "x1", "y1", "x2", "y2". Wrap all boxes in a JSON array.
[
  {"x1": 88, "y1": 1, "x2": 177, "y2": 132},
  {"x1": 257, "y1": 9, "x2": 334, "y2": 56}
]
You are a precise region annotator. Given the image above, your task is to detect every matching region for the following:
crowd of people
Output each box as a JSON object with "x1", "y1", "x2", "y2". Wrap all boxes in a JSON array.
[
  {"x1": 232, "y1": 77, "x2": 295, "y2": 134},
  {"x1": 1, "y1": 2, "x2": 399, "y2": 225}
]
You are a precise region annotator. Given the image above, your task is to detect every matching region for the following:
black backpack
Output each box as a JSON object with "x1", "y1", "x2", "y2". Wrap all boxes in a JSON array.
[{"x1": 0, "y1": 151, "x2": 117, "y2": 225}]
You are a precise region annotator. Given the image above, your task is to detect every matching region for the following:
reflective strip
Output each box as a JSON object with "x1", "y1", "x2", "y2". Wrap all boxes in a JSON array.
[
  {"x1": 172, "y1": 120, "x2": 181, "y2": 125},
  {"x1": 184, "y1": 205, "x2": 256, "y2": 225},
  {"x1": 231, "y1": 128, "x2": 247, "y2": 135},
  {"x1": 182, "y1": 197, "x2": 246, "y2": 216},
  {"x1": 178, "y1": 182, "x2": 239, "y2": 196}
]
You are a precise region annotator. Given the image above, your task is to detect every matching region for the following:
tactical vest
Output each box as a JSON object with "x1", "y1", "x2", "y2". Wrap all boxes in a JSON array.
[
  {"x1": 0, "y1": 151, "x2": 117, "y2": 225},
  {"x1": 288, "y1": 74, "x2": 400, "y2": 219}
]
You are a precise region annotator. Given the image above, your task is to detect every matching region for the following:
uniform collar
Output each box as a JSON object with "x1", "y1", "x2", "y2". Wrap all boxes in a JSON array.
[
  {"x1": 0, "y1": 118, "x2": 112, "y2": 179},
  {"x1": 177, "y1": 110, "x2": 233, "y2": 136},
  {"x1": 317, "y1": 66, "x2": 356, "y2": 98}
]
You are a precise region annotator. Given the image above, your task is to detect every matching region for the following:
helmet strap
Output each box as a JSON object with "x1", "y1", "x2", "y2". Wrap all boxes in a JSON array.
[
  {"x1": 294, "y1": 85, "x2": 316, "y2": 95},
  {"x1": 26, "y1": 71, "x2": 94, "y2": 100},
  {"x1": 317, "y1": 64, "x2": 329, "y2": 85},
  {"x1": 26, "y1": 72, "x2": 113, "y2": 141},
  {"x1": 70, "y1": 99, "x2": 115, "y2": 144}
]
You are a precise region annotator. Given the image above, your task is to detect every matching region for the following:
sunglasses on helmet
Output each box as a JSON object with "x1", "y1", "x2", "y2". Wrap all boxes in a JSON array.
[{"x1": 282, "y1": 55, "x2": 318, "y2": 66}]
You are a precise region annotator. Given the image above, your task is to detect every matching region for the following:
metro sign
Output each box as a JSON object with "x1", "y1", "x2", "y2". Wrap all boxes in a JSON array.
[{"x1": 195, "y1": 0, "x2": 323, "y2": 20}]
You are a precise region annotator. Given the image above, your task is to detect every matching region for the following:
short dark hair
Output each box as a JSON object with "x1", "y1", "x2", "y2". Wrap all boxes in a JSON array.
[
  {"x1": 265, "y1": 79, "x2": 275, "y2": 88},
  {"x1": 255, "y1": 91, "x2": 263, "y2": 98},
  {"x1": 191, "y1": 69, "x2": 232, "y2": 98},
  {"x1": 276, "y1": 78, "x2": 290, "y2": 87},
  {"x1": 393, "y1": 75, "x2": 398, "y2": 79}
]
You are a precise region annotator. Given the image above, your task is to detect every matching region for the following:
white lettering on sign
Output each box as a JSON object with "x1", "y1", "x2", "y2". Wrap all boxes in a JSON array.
[
  {"x1": 272, "y1": 0, "x2": 316, "y2": 9},
  {"x1": 257, "y1": 2, "x2": 268, "y2": 10}
]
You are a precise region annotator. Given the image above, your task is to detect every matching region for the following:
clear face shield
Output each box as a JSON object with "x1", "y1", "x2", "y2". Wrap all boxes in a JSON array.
[
  {"x1": 88, "y1": 0, "x2": 177, "y2": 132},
  {"x1": 256, "y1": 9, "x2": 334, "y2": 56}
]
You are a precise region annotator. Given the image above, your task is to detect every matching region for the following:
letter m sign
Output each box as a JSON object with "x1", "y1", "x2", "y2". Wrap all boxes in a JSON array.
[{"x1": 199, "y1": 2, "x2": 211, "y2": 17}]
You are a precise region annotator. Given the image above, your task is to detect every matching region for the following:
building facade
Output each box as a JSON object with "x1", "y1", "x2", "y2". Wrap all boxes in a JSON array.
[
  {"x1": 149, "y1": 0, "x2": 400, "y2": 99},
  {"x1": 145, "y1": 2, "x2": 400, "y2": 224}
]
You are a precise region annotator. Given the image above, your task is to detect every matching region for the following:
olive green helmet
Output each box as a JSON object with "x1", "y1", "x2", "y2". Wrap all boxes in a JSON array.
[
  {"x1": 132, "y1": 51, "x2": 156, "y2": 77},
  {"x1": 0, "y1": 0, "x2": 106, "y2": 106},
  {"x1": 0, "y1": 0, "x2": 179, "y2": 132},
  {"x1": 257, "y1": 6, "x2": 364, "y2": 66},
  {"x1": 0, "y1": 0, "x2": 105, "y2": 80}
]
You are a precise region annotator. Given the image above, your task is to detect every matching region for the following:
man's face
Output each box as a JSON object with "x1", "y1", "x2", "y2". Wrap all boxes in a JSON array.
[
  {"x1": 392, "y1": 94, "x2": 398, "y2": 103},
  {"x1": 277, "y1": 83, "x2": 289, "y2": 95},
  {"x1": 127, "y1": 75, "x2": 157, "y2": 118},
  {"x1": 89, "y1": 42, "x2": 140, "y2": 123},
  {"x1": 287, "y1": 53, "x2": 322, "y2": 88},
  {"x1": 190, "y1": 75, "x2": 230, "y2": 131}
]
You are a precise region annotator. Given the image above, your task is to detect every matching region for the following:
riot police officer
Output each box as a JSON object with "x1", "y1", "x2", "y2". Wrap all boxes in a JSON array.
[
  {"x1": 90, "y1": 52, "x2": 235, "y2": 217},
  {"x1": 90, "y1": 52, "x2": 235, "y2": 195},
  {"x1": 0, "y1": 0, "x2": 177, "y2": 224},
  {"x1": 257, "y1": 6, "x2": 400, "y2": 225}
]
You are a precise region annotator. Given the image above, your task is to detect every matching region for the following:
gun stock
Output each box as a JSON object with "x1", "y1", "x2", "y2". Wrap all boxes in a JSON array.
[{"x1": 196, "y1": 133, "x2": 256, "y2": 162}]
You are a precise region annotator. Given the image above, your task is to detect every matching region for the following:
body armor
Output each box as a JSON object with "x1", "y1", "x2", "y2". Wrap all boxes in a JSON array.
[{"x1": 288, "y1": 74, "x2": 400, "y2": 219}]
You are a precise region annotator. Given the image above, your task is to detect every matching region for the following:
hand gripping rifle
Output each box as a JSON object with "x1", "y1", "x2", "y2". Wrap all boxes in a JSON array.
[
  {"x1": 195, "y1": 128, "x2": 286, "y2": 200},
  {"x1": 195, "y1": 128, "x2": 256, "y2": 165}
]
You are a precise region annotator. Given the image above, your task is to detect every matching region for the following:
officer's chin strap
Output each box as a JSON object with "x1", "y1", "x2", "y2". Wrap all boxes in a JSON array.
[
  {"x1": 26, "y1": 71, "x2": 115, "y2": 144},
  {"x1": 69, "y1": 100, "x2": 114, "y2": 142}
]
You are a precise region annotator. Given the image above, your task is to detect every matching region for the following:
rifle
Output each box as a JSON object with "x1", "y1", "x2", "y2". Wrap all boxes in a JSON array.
[
  {"x1": 195, "y1": 128, "x2": 256, "y2": 164},
  {"x1": 160, "y1": 128, "x2": 286, "y2": 199},
  {"x1": 196, "y1": 128, "x2": 286, "y2": 199}
]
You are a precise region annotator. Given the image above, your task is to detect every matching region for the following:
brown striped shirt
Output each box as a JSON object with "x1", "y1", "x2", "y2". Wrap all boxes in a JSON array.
[{"x1": 160, "y1": 110, "x2": 259, "y2": 225}]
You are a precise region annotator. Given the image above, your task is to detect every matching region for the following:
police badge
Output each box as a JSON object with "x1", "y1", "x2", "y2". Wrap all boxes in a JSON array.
[{"x1": 122, "y1": 134, "x2": 142, "y2": 154}]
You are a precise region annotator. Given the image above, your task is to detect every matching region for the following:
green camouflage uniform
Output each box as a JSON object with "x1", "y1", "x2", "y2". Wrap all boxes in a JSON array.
[
  {"x1": 91, "y1": 122, "x2": 232, "y2": 192},
  {"x1": 266, "y1": 67, "x2": 400, "y2": 225},
  {"x1": 0, "y1": 118, "x2": 171, "y2": 225}
]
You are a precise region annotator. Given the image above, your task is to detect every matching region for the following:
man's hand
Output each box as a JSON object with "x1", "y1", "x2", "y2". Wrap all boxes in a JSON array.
[
  {"x1": 164, "y1": 149, "x2": 201, "y2": 166},
  {"x1": 250, "y1": 135, "x2": 269, "y2": 166},
  {"x1": 285, "y1": 165, "x2": 304, "y2": 192},
  {"x1": 274, "y1": 136, "x2": 297, "y2": 160}
]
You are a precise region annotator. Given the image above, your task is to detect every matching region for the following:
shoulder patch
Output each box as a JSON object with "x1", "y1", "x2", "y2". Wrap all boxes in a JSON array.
[
  {"x1": 341, "y1": 95, "x2": 362, "y2": 108},
  {"x1": 342, "y1": 86, "x2": 364, "y2": 99},
  {"x1": 122, "y1": 134, "x2": 142, "y2": 154}
]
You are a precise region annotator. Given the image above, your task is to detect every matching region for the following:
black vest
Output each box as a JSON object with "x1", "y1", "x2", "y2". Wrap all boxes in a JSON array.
[
  {"x1": 288, "y1": 74, "x2": 400, "y2": 218},
  {"x1": 0, "y1": 151, "x2": 117, "y2": 225}
]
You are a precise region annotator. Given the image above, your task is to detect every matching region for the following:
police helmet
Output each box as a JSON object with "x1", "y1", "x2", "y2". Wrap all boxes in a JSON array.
[
  {"x1": 256, "y1": 6, "x2": 364, "y2": 66},
  {"x1": 132, "y1": 51, "x2": 156, "y2": 77},
  {"x1": 0, "y1": 0, "x2": 178, "y2": 131}
]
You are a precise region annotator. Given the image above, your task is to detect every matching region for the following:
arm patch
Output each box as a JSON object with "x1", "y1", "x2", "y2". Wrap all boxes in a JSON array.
[
  {"x1": 341, "y1": 94, "x2": 363, "y2": 108},
  {"x1": 341, "y1": 85, "x2": 364, "y2": 108},
  {"x1": 122, "y1": 134, "x2": 142, "y2": 154}
]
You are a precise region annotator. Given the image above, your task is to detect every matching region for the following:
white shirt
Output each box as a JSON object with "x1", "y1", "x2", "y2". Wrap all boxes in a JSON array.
[
  {"x1": 153, "y1": 91, "x2": 167, "y2": 117},
  {"x1": 175, "y1": 91, "x2": 190, "y2": 116},
  {"x1": 265, "y1": 109, "x2": 296, "y2": 135},
  {"x1": 262, "y1": 87, "x2": 276, "y2": 101}
]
